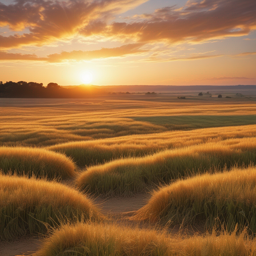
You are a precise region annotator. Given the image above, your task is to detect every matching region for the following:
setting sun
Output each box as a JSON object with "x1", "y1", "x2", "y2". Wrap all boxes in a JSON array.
[{"x1": 80, "y1": 71, "x2": 94, "y2": 85}]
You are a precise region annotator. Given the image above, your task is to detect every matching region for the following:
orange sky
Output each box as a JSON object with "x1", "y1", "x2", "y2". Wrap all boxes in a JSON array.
[{"x1": 0, "y1": 0, "x2": 256, "y2": 86}]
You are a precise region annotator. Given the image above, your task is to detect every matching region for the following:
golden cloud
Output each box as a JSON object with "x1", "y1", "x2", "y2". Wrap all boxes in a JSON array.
[
  {"x1": 0, "y1": 0, "x2": 146, "y2": 49},
  {"x1": 0, "y1": 44, "x2": 145, "y2": 62}
]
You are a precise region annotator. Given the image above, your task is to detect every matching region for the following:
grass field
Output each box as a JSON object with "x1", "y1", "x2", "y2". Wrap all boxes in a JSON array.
[{"x1": 1, "y1": 96, "x2": 256, "y2": 255}]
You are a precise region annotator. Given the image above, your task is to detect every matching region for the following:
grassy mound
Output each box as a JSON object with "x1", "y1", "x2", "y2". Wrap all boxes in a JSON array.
[
  {"x1": 0, "y1": 147, "x2": 76, "y2": 179},
  {"x1": 135, "y1": 167, "x2": 256, "y2": 232},
  {"x1": 35, "y1": 223, "x2": 256, "y2": 256},
  {"x1": 0, "y1": 175, "x2": 103, "y2": 240},
  {"x1": 49, "y1": 125, "x2": 256, "y2": 167},
  {"x1": 76, "y1": 138, "x2": 256, "y2": 196}
]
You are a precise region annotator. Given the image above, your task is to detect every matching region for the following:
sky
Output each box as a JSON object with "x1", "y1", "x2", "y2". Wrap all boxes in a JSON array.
[{"x1": 0, "y1": 0, "x2": 256, "y2": 86}]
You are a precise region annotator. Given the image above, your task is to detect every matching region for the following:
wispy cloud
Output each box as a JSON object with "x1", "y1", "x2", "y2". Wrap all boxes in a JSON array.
[
  {"x1": 47, "y1": 44, "x2": 145, "y2": 62},
  {"x1": 0, "y1": 44, "x2": 145, "y2": 62},
  {"x1": 147, "y1": 54, "x2": 224, "y2": 62},
  {"x1": 236, "y1": 51, "x2": 256, "y2": 56}
]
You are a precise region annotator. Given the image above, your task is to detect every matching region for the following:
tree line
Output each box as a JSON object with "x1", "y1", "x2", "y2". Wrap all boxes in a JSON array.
[{"x1": 0, "y1": 81, "x2": 104, "y2": 98}]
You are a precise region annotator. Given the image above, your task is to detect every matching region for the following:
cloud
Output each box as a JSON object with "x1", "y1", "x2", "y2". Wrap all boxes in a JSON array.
[
  {"x1": 1, "y1": 0, "x2": 256, "y2": 50},
  {"x1": 147, "y1": 54, "x2": 223, "y2": 62},
  {"x1": 0, "y1": 44, "x2": 145, "y2": 62},
  {"x1": 236, "y1": 51, "x2": 256, "y2": 56},
  {"x1": 0, "y1": 51, "x2": 45, "y2": 61},
  {"x1": 0, "y1": 0, "x2": 147, "y2": 49},
  {"x1": 83, "y1": 0, "x2": 256, "y2": 44},
  {"x1": 47, "y1": 43, "x2": 145, "y2": 62}
]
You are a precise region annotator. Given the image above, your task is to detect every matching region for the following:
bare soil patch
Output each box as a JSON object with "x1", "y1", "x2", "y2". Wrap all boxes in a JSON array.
[{"x1": 0, "y1": 237, "x2": 42, "y2": 256}]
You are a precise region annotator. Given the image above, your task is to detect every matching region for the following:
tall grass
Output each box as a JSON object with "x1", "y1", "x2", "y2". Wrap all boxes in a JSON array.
[
  {"x1": 135, "y1": 167, "x2": 256, "y2": 233},
  {"x1": 0, "y1": 175, "x2": 103, "y2": 240},
  {"x1": 0, "y1": 147, "x2": 76, "y2": 179},
  {"x1": 76, "y1": 138, "x2": 256, "y2": 196},
  {"x1": 35, "y1": 223, "x2": 256, "y2": 256},
  {"x1": 49, "y1": 125, "x2": 256, "y2": 167}
]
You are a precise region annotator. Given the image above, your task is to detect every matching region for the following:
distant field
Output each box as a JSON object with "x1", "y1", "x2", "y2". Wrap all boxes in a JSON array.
[
  {"x1": 133, "y1": 115, "x2": 256, "y2": 129},
  {"x1": 1, "y1": 96, "x2": 256, "y2": 147},
  {"x1": 1, "y1": 95, "x2": 256, "y2": 255}
]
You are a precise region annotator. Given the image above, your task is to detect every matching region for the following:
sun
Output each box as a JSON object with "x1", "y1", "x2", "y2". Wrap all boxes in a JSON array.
[{"x1": 80, "y1": 71, "x2": 94, "y2": 85}]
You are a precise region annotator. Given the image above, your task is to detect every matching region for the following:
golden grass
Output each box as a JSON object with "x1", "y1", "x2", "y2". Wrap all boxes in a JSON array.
[
  {"x1": 49, "y1": 124, "x2": 256, "y2": 167},
  {"x1": 0, "y1": 174, "x2": 103, "y2": 240},
  {"x1": 134, "y1": 167, "x2": 256, "y2": 232},
  {"x1": 0, "y1": 147, "x2": 76, "y2": 179},
  {"x1": 35, "y1": 223, "x2": 256, "y2": 256},
  {"x1": 1, "y1": 99, "x2": 256, "y2": 147},
  {"x1": 76, "y1": 137, "x2": 256, "y2": 196}
]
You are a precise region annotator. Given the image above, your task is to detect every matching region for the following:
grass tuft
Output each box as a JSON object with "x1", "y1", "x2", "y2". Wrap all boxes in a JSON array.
[
  {"x1": 134, "y1": 167, "x2": 256, "y2": 233},
  {"x1": 49, "y1": 125, "x2": 256, "y2": 167},
  {"x1": 76, "y1": 139, "x2": 256, "y2": 196},
  {"x1": 0, "y1": 175, "x2": 103, "y2": 240},
  {"x1": 0, "y1": 147, "x2": 76, "y2": 179},
  {"x1": 35, "y1": 223, "x2": 256, "y2": 256}
]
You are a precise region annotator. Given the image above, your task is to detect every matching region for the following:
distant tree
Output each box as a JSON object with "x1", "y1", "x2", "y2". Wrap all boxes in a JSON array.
[
  {"x1": 17, "y1": 81, "x2": 28, "y2": 86},
  {"x1": 126, "y1": 92, "x2": 130, "y2": 94},
  {"x1": 198, "y1": 92, "x2": 203, "y2": 96},
  {"x1": 218, "y1": 94, "x2": 222, "y2": 98},
  {"x1": 226, "y1": 96, "x2": 232, "y2": 98},
  {"x1": 178, "y1": 96, "x2": 186, "y2": 99},
  {"x1": 47, "y1": 83, "x2": 60, "y2": 89}
]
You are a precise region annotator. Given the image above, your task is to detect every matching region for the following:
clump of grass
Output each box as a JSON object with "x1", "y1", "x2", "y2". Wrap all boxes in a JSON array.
[
  {"x1": 0, "y1": 175, "x2": 103, "y2": 240},
  {"x1": 35, "y1": 223, "x2": 256, "y2": 256},
  {"x1": 134, "y1": 167, "x2": 256, "y2": 233},
  {"x1": 76, "y1": 140, "x2": 256, "y2": 196},
  {"x1": 0, "y1": 147, "x2": 76, "y2": 179},
  {"x1": 49, "y1": 125, "x2": 256, "y2": 167},
  {"x1": 49, "y1": 142, "x2": 152, "y2": 167}
]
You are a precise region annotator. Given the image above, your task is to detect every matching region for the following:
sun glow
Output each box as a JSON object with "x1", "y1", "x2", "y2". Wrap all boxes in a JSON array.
[{"x1": 80, "y1": 71, "x2": 94, "y2": 85}]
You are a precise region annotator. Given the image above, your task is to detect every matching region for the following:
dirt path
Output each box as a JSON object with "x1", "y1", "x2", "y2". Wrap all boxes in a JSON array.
[
  {"x1": 0, "y1": 237, "x2": 42, "y2": 256},
  {"x1": 94, "y1": 193, "x2": 151, "y2": 215},
  {"x1": 0, "y1": 179, "x2": 202, "y2": 255}
]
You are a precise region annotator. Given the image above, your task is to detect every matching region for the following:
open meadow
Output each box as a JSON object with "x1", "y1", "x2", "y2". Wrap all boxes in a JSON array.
[{"x1": 1, "y1": 93, "x2": 256, "y2": 256}]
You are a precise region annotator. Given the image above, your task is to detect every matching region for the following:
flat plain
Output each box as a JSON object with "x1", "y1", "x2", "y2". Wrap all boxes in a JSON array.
[{"x1": 1, "y1": 92, "x2": 256, "y2": 256}]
